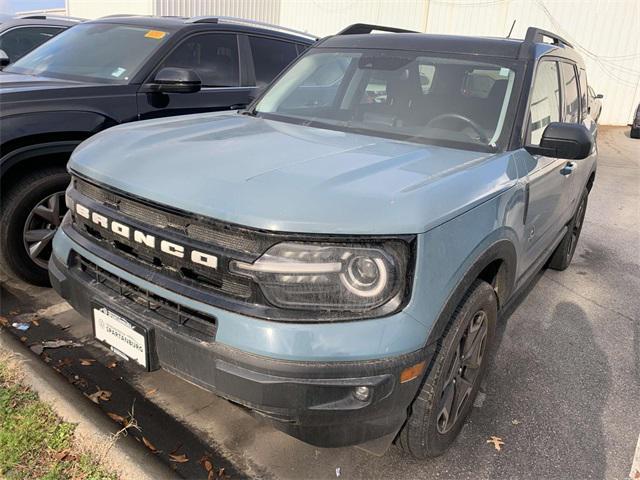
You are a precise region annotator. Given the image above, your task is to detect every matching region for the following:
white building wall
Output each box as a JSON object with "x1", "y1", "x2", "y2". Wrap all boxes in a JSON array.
[
  {"x1": 154, "y1": 0, "x2": 280, "y2": 24},
  {"x1": 66, "y1": 0, "x2": 154, "y2": 18},
  {"x1": 64, "y1": 0, "x2": 640, "y2": 125}
]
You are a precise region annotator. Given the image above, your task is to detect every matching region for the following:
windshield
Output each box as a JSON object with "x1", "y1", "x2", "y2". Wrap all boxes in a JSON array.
[
  {"x1": 5, "y1": 23, "x2": 171, "y2": 83},
  {"x1": 254, "y1": 49, "x2": 520, "y2": 152}
]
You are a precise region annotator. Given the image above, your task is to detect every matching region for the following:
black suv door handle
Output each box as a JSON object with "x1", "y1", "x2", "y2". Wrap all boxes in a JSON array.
[
  {"x1": 560, "y1": 161, "x2": 577, "y2": 176},
  {"x1": 229, "y1": 104, "x2": 247, "y2": 110}
]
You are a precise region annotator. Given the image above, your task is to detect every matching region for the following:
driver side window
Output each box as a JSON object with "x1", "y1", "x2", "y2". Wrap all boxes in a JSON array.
[{"x1": 528, "y1": 60, "x2": 561, "y2": 146}]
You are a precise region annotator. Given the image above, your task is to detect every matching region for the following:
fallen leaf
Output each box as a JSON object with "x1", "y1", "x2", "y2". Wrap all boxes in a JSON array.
[
  {"x1": 19, "y1": 336, "x2": 27, "y2": 343},
  {"x1": 55, "y1": 449, "x2": 70, "y2": 461},
  {"x1": 79, "y1": 358, "x2": 96, "y2": 366},
  {"x1": 106, "y1": 360, "x2": 117, "y2": 369},
  {"x1": 86, "y1": 389, "x2": 112, "y2": 404},
  {"x1": 107, "y1": 412, "x2": 126, "y2": 424},
  {"x1": 199, "y1": 456, "x2": 214, "y2": 473},
  {"x1": 486, "y1": 436, "x2": 505, "y2": 451},
  {"x1": 142, "y1": 436, "x2": 158, "y2": 453},
  {"x1": 145, "y1": 388, "x2": 158, "y2": 396},
  {"x1": 9, "y1": 310, "x2": 19, "y2": 316},
  {"x1": 511, "y1": 419, "x2": 520, "y2": 425},
  {"x1": 31, "y1": 319, "x2": 39, "y2": 326},
  {"x1": 30, "y1": 344, "x2": 44, "y2": 355},
  {"x1": 169, "y1": 453, "x2": 189, "y2": 463}
]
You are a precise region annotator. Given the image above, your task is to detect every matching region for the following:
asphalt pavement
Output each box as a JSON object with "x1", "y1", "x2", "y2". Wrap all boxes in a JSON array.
[{"x1": 1, "y1": 126, "x2": 638, "y2": 479}]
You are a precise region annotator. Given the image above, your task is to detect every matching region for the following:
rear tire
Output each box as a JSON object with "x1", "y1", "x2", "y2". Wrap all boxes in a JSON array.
[
  {"x1": 548, "y1": 187, "x2": 588, "y2": 271},
  {"x1": 631, "y1": 127, "x2": 640, "y2": 139},
  {"x1": 0, "y1": 167, "x2": 70, "y2": 286},
  {"x1": 398, "y1": 280, "x2": 497, "y2": 459}
]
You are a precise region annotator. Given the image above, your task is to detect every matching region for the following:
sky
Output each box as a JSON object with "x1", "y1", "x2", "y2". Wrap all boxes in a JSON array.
[{"x1": 0, "y1": 0, "x2": 64, "y2": 15}]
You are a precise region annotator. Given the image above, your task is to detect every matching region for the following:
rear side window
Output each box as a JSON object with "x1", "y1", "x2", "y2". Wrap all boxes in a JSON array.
[
  {"x1": 528, "y1": 60, "x2": 561, "y2": 145},
  {"x1": 160, "y1": 33, "x2": 239, "y2": 87},
  {"x1": 578, "y1": 68, "x2": 589, "y2": 115},
  {"x1": 0, "y1": 26, "x2": 64, "y2": 62},
  {"x1": 560, "y1": 62, "x2": 580, "y2": 123},
  {"x1": 249, "y1": 36, "x2": 297, "y2": 87}
]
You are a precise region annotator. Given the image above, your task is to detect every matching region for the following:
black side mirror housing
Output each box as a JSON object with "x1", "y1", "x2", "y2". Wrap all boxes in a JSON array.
[
  {"x1": 0, "y1": 49, "x2": 10, "y2": 68},
  {"x1": 149, "y1": 67, "x2": 201, "y2": 94},
  {"x1": 525, "y1": 122, "x2": 593, "y2": 160}
]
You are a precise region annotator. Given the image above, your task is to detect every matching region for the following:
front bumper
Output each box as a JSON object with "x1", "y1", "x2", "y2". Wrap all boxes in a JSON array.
[{"x1": 49, "y1": 230, "x2": 434, "y2": 448}]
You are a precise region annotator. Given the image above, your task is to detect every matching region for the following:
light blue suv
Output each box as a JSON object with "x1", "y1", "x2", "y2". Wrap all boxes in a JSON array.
[{"x1": 49, "y1": 24, "x2": 597, "y2": 457}]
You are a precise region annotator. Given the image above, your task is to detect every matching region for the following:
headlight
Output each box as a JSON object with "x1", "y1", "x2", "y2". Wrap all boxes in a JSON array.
[{"x1": 230, "y1": 241, "x2": 409, "y2": 311}]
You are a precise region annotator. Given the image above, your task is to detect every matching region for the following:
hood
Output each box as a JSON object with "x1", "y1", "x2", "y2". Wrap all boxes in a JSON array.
[
  {"x1": 0, "y1": 72, "x2": 88, "y2": 93},
  {"x1": 70, "y1": 112, "x2": 520, "y2": 235}
]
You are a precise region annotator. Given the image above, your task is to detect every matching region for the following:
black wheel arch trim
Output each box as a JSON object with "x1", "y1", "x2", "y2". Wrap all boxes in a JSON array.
[
  {"x1": 424, "y1": 239, "x2": 517, "y2": 347},
  {"x1": 0, "y1": 141, "x2": 81, "y2": 178}
]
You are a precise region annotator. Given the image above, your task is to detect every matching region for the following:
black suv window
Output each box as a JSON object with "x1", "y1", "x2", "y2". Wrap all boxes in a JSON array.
[
  {"x1": 0, "y1": 26, "x2": 64, "y2": 62},
  {"x1": 160, "y1": 33, "x2": 239, "y2": 87},
  {"x1": 249, "y1": 36, "x2": 297, "y2": 87},
  {"x1": 528, "y1": 60, "x2": 561, "y2": 145},
  {"x1": 560, "y1": 62, "x2": 580, "y2": 123}
]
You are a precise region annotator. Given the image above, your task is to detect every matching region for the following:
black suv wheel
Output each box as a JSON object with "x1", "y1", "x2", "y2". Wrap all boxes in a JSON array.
[
  {"x1": 548, "y1": 187, "x2": 589, "y2": 271},
  {"x1": 398, "y1": 279, "x2": 497, "y2": 458},
  {"x1": 0, "y1": 167, "x2": 70, "y2": 286}
]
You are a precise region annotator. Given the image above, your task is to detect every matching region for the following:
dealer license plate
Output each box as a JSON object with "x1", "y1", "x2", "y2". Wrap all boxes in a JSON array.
[{"x1": 93, "y1": 306, "x2": 148, "y2": 369}]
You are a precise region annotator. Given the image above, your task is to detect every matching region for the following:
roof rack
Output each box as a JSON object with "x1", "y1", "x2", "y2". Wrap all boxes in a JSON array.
[
  {"x1": 336, "y1": 23, "x2": 417, "y2": 35},
  {"x1": 525, "y1": 26, "x2": 572, "y2": 47},
  {"x1": 186, "y1": 16, "x2": 317, "y2": 40},
  {"x1": 18, "y1": 14, "x2": 84, "y2": 22},
  {"x1": 517, "y1": 27, "x2": 572, "y2": 59}
]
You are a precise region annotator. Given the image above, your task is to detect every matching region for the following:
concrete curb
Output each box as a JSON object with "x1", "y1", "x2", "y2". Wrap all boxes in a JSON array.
[{"x1": 0, "y1": 329, "x2": 178, "y2": 480}]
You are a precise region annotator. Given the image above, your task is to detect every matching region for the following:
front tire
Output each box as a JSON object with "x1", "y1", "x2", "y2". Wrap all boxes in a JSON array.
[
  {"x1": 398, "y1": 280, "x2": 497, "y2": 459},
  {"x1": 0, "y1": 167, "x2": 70, "y2": 286},
  {"x1": 548, "y1": 187, "x2": 589, "y2": 271}
]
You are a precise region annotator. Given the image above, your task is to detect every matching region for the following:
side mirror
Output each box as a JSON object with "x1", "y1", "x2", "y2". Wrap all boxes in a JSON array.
[
  {"x1": 595, "y1": 93, "x2": 604, "y2": 99},
  {"x1": 149, "y1": 67, "x2": 201, "y2": 94},
  {"x1": 0, "y1": 49, "x2": 10, "y2": 68},
  {"x1": 526, "y1": 122, "x2": 593, "y2": 160}
]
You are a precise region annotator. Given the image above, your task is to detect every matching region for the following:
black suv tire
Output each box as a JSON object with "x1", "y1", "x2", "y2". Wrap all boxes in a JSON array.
[
  {"x1": 0, "y1": 167, "x2": 70, "y2": 286},
  {"x1": 398, "y1": 279, "x2": 497, "y2": 458},
  {"x1": 548, "y1": 187, "x2": 589, "y2": 271}
]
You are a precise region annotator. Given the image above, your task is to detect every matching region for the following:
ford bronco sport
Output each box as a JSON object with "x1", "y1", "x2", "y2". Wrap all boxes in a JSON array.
[
  {"x1": 50, "y1": 24, "x2": 597, "y2": 457},
  {"x1": 0, "y1": 15, "x2": 313, "y2": 286}
]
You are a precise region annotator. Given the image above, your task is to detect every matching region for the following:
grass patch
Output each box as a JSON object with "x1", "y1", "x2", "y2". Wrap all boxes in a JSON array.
[{"x1": 0, "y1": 352, "x2": 118, "y2": 480}]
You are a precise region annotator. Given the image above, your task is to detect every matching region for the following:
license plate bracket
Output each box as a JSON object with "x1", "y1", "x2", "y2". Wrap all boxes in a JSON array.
[{"x1": 92, "y1": 304, "x2": 158, "y2": 371}]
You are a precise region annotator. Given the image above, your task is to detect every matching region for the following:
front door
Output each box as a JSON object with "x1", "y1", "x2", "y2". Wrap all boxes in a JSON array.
[
  {"x1": 137, "y1": 32, "x2": 254, "y2": 120},
  {"x1": 519, "y1": 59, "x2": 574, "y2": 277}
]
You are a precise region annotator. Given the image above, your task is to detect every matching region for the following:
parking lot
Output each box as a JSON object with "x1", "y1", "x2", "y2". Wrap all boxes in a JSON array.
[{"x1": 1, "y1": 126, "x2": 639, "y2": 479}]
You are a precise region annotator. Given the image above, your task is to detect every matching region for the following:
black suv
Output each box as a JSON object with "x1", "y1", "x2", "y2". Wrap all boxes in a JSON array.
[
  {"x1": 0, "y1": 14, "x2": 83, "y2": 65},
  {"x1": 0, "y1": 15, "x2": 315, "y2": 285}
]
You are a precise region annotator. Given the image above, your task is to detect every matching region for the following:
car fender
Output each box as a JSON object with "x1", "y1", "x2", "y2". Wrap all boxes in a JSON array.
[{"x1": 0, "y1": 110, "x2": 117, "y2": 177}]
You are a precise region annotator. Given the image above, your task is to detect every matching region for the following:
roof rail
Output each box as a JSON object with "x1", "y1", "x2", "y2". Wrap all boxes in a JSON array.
[
  {"x1": 336, "y1": 23, "x2": 417, "y2": 35},
  {"x1": 524, "y1": 26, "x2": 572, "y2": 47},
  {"x1": 18, "y1": 14, "x2": 84, "y2": 22},
  {"x1": 186, "y1": 16, "x2": 317, "y2": 40},
  {"x1": 517, "y1": 26, "x2": 572, "y2": 59}
]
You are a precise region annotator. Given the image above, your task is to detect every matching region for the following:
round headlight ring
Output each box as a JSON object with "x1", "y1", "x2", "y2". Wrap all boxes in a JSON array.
[{"x1": 340, "y1": 256, "x2": 388, "y2": 298}]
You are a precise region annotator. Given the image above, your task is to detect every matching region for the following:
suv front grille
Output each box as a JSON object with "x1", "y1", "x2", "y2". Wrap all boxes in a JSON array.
[
  {"x1": 77, "y1": 254, "x2": 217, "y2": 340},
  {"x1": 76, "y1": 178, "x2": 266, "y2": 254}
]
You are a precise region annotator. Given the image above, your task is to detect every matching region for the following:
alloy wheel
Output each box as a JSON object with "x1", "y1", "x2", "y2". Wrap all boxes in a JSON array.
[
  {"x1": 436, "y1": 310, "x2": 488, "y2": 434},
  {"x1": 22, "y1": 191, "x2": 67, "y2": 269}
]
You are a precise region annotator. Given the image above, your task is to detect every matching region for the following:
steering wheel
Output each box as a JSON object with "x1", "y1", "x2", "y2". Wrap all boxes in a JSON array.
[{"x1": 426, "y1": 113, "x2": 489, "y2": 144}]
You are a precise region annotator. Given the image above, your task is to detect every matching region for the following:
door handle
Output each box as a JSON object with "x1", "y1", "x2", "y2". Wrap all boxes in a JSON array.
[
  {"x1": 229, "y1": 104, "x2": 247, "y2": 110},
  {"x1": 560, "y1": 161, "x2": 577, "y2": 176}
]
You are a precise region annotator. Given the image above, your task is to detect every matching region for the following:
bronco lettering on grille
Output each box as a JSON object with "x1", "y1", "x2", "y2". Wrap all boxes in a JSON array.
[{"x1": 75, "y1": 202, "x2": 218, "y2": 270}]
